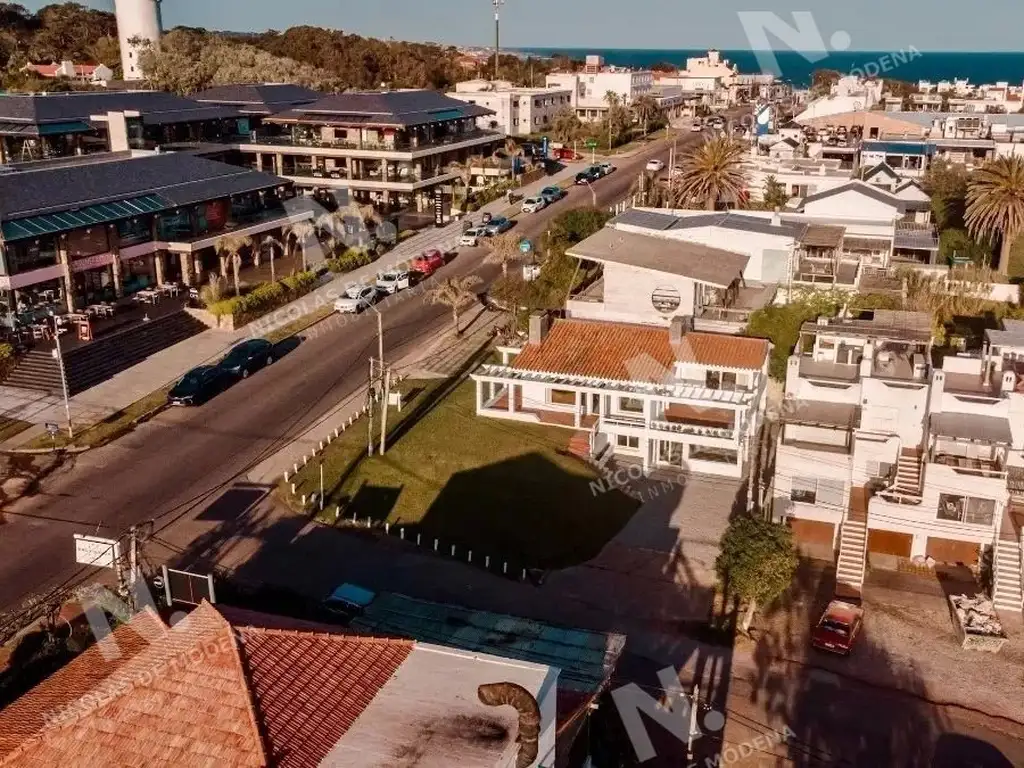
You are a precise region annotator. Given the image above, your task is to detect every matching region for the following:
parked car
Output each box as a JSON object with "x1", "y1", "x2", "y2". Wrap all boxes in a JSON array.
[
  {"x1": 168, "y1": 365, "x2": 228, "y2": 406},
  {"x1": 521, "y1": 196, "x2": 547, "y2": 214},
  {"x1": 539, "y1": 185, "x2": 566, "y2": 203},
  {"x1": 691, "y1": 119, "x2": 703, "y2": 132},
  {"x1": 460, "y1": 228, "x2": 484, "y2": 247},
  {"x1": 375, "y1": 270, "x2": 410, "y2": 294},
  {"x1": 598, "y1": 162, "x2": 616, "y2": 175},
  {"x1": 645, "y1": 159, "x2": 665, "y2": 173},
  {"x1": 483, "y1": 216, "x2": 514, "y2": 235},
  {"x1": 575, "y1": 169, "x2": 598, "y2": 185},
  {"x1": 553, "y1": 146, "x2": 580, "y2": 161},
  {"x1": 322, "y1": 582, "x2": 377, "y2": 619},
  {"x1": 811, "y1": 600, "x2": 864, "y2": 656},
  {"x1": 411, "y1": 249, "x2": 445, "y2": 276},
  {"x1": 218, "y1": 338, "x2": 274, "y2": 379},
  {"x1": 334, "y1": 284, "x2": 381, "y2": 313}
]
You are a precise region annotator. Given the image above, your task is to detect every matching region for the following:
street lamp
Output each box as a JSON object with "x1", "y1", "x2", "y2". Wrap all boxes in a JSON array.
[
  {"x1": 51, "y1": 315, "x2": 73, "y2": 439},
  {"x1": 582, "y1": 179, "x2": 597, "y2": 207},
  {"x1": 358, "y1": 292, "x2": 388, "y2": 456},
  {"x1": 492, "y1": 0, "x2": 505, "y2": 82}
]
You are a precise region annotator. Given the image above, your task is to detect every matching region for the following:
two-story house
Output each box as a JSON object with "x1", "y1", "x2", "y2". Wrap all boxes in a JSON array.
[{"x1": 472, "y1": 315, "x2": 771, "y2": 478}]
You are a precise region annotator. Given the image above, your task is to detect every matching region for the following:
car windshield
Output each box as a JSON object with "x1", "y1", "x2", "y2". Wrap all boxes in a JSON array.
[
  {"x1": 177, "y1": 370, "x2": 207, "y2": 390},
  {"x1": 223, "y1": 348, "x2": 248, "y2": 364},
  {"x1": 380, "y1": 272, "x2": 397, "y2": 281},
  {"x1": 820, "y1": 619, "x2": 850, "y2": 636}
]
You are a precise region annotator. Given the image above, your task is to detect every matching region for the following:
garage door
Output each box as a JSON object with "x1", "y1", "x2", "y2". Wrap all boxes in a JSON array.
[
  {"x1": 787, "y1": 518, "x2": 835, "y2": 559},
  {"x1": 867, "y1": 529, "x2": 912, "y2": 558},
  {"x1": 926, "y1": 537, "x2": 980, "y2": 565}
]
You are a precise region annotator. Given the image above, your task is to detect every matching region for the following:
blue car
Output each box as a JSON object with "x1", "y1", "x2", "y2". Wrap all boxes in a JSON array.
[
  {"x1": 539, "y1": 185, "x2": 565, "y2": 203},
  {"x1": 483, "y1": 216, "x2": 514, "y2": 235}
]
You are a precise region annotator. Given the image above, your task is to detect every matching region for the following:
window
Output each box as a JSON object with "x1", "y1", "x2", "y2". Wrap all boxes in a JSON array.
[
  {"x1": 619, "y1": 397, "x2": 644, "y2": 413},
  {"x1": 549, "y1": 389, "x2": 575, "y2": 405},
  {"x1": 616, "y1": 435, "x2": 639, "y2": 449},
  {"x1": 705, "y1": 371, "x2": 737, "y2": 390},
  {"x1": 937, "y1": 494, "x2": 965, "y2": 522},
  {"x1": 965, "y1": 498, "x2": 995, "y2": 526},
  {"x1": 689, "y1": 446, "x2": 739, "y2": 464},
  {"x1": 791, "y1": 477, "x2": 817, "y2": 504}
]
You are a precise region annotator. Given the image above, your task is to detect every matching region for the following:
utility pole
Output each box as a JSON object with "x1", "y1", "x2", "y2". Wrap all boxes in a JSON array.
[
  {"x1": 379, "y1": 365, "x2": 391, "y2": 455},
  {"x1": 492, "y1": 0, "x2": 505, "y2": 82},
  {"x1": 53, "y1": 317, "x2": 73, "y2": 439},
  {"x1": 367, "y1": 358, "x2": 375, "y2": 458}
]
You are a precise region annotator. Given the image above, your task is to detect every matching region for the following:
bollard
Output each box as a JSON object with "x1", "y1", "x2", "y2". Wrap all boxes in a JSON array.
[
  {"x1": 417, "y1": 533, "x2": 422, "y2": 546},
  {"x1": 290, "y1": 483, "x2": 296, "y2": 495},
  {"x1": 293, "y1": 463, "x2": 298, "y2": 473},
  {"x1": 467, "y1": 550, "x2": 473, "y2": 564},
  {"x1": 503, "y1": 561, "x2": 508, "y2": 575},
  {"x1": 485, "y1": 555, "x2": 490, "y2": 569},
  {"x1": 284, "y1": 471, "x2": 289, "y2": 482},
  {"x1": 434, "y1": 539, "x2": 439, "y2": 552},
  {"x1": 319, "y1": 440, "x2": 324, "y2": 451},
  {"x1": 521, "y1": 569, "x2": 527, "y2": 581},
  {"x1": 400, "y1": 527, "x2": 405, "y2": 540},
  {"x1": 348, "y1": 416, "x2": 354, "y2": 426},
  {"x1": 302, "y1": 454, "x2": 308, "y2": 465},
  {"x1": 334, "y1": 427, "x2": 339, "y2": 438},
  {"x1": 335, "y1": 506, "x2": 341, "y2": 520},
  {"x1": 385, "y1": 522, "x2": 390, "y2": 534},
  {"x1": 450, "y1": 544, "x2": 456, "y2": 557},
  {"x1": 301, "y1": 494, "x2": 306, "y2": 506}
]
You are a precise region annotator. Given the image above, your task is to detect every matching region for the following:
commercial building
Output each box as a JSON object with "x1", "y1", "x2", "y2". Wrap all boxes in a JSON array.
[
  {"x1": 448, "y1": 79, "x2": 574, "y2": 136},
  {"x1": 234, "y1": 89, "x2": 503, "y2": 212},
  {"x1": 0, "y1": 152, "x2": 307, "y2": 314},
  {"x1": 545, "y1": 55, "x2": 654, "y2": 122}
]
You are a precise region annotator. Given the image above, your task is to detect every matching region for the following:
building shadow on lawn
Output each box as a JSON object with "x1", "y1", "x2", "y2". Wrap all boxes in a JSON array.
[{"x1": 741, "y1": 561, "x2": 1014, "y2": 767}]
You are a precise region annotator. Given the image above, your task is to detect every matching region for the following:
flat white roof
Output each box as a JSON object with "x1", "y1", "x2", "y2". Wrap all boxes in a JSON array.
[{"x1": 321, "y1": 643, "x2": 557, "y2": 768}]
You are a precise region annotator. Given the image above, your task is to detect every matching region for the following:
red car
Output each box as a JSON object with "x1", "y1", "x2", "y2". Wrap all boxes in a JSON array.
[
  {"x1": 412, "y1": 249, "x2": 445, "y2": 276},
  {"x1": 811, "y1": 600, "x2": 864, "y2": 656}
]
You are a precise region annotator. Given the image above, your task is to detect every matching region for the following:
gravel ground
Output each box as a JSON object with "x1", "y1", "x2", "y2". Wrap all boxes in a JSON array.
[{"x1": 753, "y1": 561, "x2": 1024, "y2": 725}]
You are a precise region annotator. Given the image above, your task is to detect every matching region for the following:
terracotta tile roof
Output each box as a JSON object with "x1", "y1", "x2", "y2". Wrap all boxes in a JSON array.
[
  {"x1": 238, "y1": 627, "x2": 412, "y2": 767},
  {"x1": 0, "y1": 602, "x2": 413, "y2": 768},
  {"x1": 512, "y1": 319, "x2": 769, "y2": 381}
]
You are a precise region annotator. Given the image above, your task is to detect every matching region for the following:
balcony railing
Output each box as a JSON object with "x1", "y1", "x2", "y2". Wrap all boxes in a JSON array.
[
  {"x1": 651, "y1": 420, "x2": 735, "y2": 440},
  {"x1": 244, "y1": 129, "x2": 499, "y2": 153},
  {"x1": 602, "y1": 414, "x2": 646, "y2": 428}
]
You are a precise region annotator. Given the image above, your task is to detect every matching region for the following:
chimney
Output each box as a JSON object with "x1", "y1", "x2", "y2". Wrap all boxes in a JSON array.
[
  {"x1": 104, "y1": 111, "x2": 130, "y2": 153},
  {"x1": 478, "y1": 683, "x2": 541, "y2": 768},
  {"x1": 771, "y1": 207, "x2": 781, "y2": 226},
  {"x1": 670, "y1": 315, "x2": 692, "y2": 345},
  {"x1": 528, "y1": 312, "x2": 549, "y2": 346}
]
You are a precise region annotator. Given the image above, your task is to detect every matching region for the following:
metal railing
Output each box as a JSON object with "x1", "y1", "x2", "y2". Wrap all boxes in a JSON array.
[{"x1": 650, "y1": 420, "x2": 735, "y2": 440}]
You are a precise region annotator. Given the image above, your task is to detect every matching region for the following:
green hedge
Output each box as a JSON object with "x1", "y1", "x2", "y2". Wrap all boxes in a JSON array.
[
  {"x1": 327, "y1": 248, "x2": 377, "y2": 274},
  {"x1": 206, "y1": 270, "x2": 321, "y2": 325}
]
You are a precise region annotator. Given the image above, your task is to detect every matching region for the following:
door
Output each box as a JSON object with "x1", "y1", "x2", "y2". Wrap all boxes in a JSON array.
[
  {"x1": 926, "y1": 537, "x2": 980, "y2": 566},
  {"x1": 867, "y1": 529, "x2": 912, "y2": 557},
  {"x1": 787, "y1": 519, "x2": 835, "y2": 560},
  {"x1": 591, "y1": 393, "x2": 600, "y2": 415}
]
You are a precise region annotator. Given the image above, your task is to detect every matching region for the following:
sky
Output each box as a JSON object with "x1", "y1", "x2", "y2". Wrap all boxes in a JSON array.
[{"x1": 19, "y1": 0, "x2": 1024, "y2": 51}]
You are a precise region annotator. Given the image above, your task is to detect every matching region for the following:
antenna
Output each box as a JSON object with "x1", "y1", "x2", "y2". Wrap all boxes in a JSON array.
[{"x1": 492, "y1": 0, "x2": 505, "y2": 82}]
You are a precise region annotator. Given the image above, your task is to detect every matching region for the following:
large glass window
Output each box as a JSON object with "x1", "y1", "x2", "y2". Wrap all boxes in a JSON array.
[
  {"x1": 549, "y1": 389, "x2": 575, "y2": 405},
  {"x1": 157, "y1": 211, "x2": 193, "y2": 241},
  {"x1": 939, "y1": 494, "x2": 995, "y2": 526},
  {"x1": 3, "y1": 238, "x2": 59, "y2": 274},
  {"x1": 619, "y1": 397, "x2": 644, "y2": 414},
  {"x1": 117, "y1": 216, "x2": 153, "y2": 246}
]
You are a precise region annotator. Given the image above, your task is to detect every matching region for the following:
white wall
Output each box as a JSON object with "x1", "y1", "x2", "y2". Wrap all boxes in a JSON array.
[
  {"x1": 115, "y1": 0, "x2": 162, "y2": 81},
  {"x1": 774, "y1": 441, "x2": 851, "y2": 524},
  {"x1": 801, "y1": 189, "x2": 900, "y2": 220},
  {"x1": 860, "y1": 378, "x2": 929, "y2": 444},
  {"x1": 568, "y1": 262, "x2": 696, "y2": 327}
]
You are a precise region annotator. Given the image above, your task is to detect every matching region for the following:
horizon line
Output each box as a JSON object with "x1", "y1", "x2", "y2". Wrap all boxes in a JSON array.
[{"x1": 505, "y1": 46, "x2": 1023, "y2": 55}]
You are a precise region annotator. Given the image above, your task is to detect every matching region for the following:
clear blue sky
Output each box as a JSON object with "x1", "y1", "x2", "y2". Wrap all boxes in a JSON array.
[{"x1": 19, "y1": 0, "x2": 1024, "y2": 51}]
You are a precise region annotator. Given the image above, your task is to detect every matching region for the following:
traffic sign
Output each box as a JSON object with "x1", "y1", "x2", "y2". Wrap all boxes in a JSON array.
[
  {"x1": 519, "y1": 239, "x2": 532, "y2": 253},
  {"x1": 585, "y1": 139, "x2": 598, "y2": 148},
  {"x1": 45, "y1": 422, "x2": 59, "y2": 436}
]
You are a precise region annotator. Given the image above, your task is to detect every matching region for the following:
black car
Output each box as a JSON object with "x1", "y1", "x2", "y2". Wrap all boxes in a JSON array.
[
  {"x1": 575, "y1": 169, "x2": 598, "y2": 185},
  {"x1": 218, "y1": 338, "x2": 275, "y2": 379},
  {"x1": 168, "y1": 366, "x2": 228, "y2": 406}
]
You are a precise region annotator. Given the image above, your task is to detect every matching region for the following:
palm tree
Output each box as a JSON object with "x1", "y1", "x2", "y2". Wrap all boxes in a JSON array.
[
  {"x1": 503, "y1": 137, "x2": 524, "y2": 182},
  {"x1": 631, "y1": 93, "x2": 660, "y2": 137},
  {"x1": 448, "y1": 154, "x2": 485, "y2": 212},
  {"x1": 286, "y1": 220, "x2": 317, "y2": 271},
  {"x1": 484, "y1": 232, "x2": 523, "y2": 278},
  {"x1": 260, "y1": 235, "x2": 284, "y2": 283},
  {"x1": 674, "y1": 135, "x2": 748, "y2": 210},
  {"x1": 316, "y1": 211, "x2": 341, "y2": 256},
  {"x1": 428, "y1": 275, "x2": 483, "y2": 334},
  {"x1": 965, "y1": 155, "x2": 1024, "y2": 275},
  {"x1": 551, "y1": 108, "x2": 582, "y2": 144},
  {"x1": 214, "y1": 234, "x2": 253, "y2": 296}
]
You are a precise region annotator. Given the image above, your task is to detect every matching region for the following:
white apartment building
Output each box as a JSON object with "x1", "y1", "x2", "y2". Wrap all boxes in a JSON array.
[
  {"x1": 471, "y1": 314, "x2": 771, "y2": 479},
  {"x1": 545, "y1": 56, "x2": 654, "y2": 121},
  {"x1": 795, "y1": 77, "x2": 884, "y2": 121},
  {"x1": 448, "y1": 80, "x2": 574, "y2": 136},
  {"x1": 652, "y1": 50, "x2": 740, "y2": 107},
  {"x1": 775, "y1": 313, "x2": 1024, "y2": 613},
  {"x1": 745, "y1": 157, "x2": 853, "y2": 204}
]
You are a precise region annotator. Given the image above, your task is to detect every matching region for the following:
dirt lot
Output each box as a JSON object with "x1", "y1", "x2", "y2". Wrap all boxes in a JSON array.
[{"x1": 751, "y1": 561, "x2": 1024, "y2": 724}]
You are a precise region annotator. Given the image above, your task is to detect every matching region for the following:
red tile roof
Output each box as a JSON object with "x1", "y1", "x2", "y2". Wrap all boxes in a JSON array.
[
  {"x1": 0, "y1": 603, "x2": 413, "y2": 768},
  {"x1": 512, "y1": 319, "x2": 770, "y2": 381}
]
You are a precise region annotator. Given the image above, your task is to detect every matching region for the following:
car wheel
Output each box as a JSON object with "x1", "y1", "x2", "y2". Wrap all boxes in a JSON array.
[
  {"x1": 242, "y1": 368, "x2": 250, "y2": 379},
  {"x1": 266, "y1": 355, "x2": 274, "y2": 366}
]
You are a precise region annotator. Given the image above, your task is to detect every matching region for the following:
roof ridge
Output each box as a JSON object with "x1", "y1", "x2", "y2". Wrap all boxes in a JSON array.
[
  {"x1": 223, "y1": 621, "x2": 272, "y2": 765},
  {"x1": 235, "y1": 624, "x2": 414, "y2": 646}
]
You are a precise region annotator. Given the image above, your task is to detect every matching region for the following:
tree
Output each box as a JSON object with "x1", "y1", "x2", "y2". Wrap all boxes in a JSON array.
[
  {"x1": 674, "y1": 135, "x2": 748, "y2": 210},
  {"x1": 715, "y1": 513, "x2": 798, "y2": 632},
  {"x1": 551, "y1": 108, "x2": 582, "y2": 144},
  {"x1": 448, "y1": 154, "x2": 484, "y2": 211},
  {"x1": 260, "y1": 234, "x2": 284, "y2": 283},
  {"x1": 428, "y1": 275, "x2": 483, "y2": 334},
  {"x1": 484, "y1": 232, "x2": 523, "y2": 278},
  {"x1": 215, "y1": 234, "x2": 253, "y2": 296},
  {"x1": 502, "y1": 137, "x2": 524, "y2": 181},
  {"x1": 286, "y1": 220, "x2": 317, "y2": 271},
  {"x1": 939, "y1": 228, "x2": 991, "y2": 267},
  {"x1": 761, "y1": 174, "x2": 789, "y2": 210},
  {"x1": 923, "y1": 158, "x2": 969, "y2": 230},
  {"x1": 965, "y1": 155, "x2": 1024, "y2": 275},
  {"x1": 631, "y1": 93, "x2": 660, "y2": 137}
]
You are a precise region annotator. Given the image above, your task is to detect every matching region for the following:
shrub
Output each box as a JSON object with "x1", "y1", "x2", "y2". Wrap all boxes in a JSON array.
[
  {"x1": 0, "y1": 343, "x2": 13, "y2": 361},
  {"x1": 326, "y1": 248, "x2": 377, "y2": 274},
  {"x1": 207, "y1": 269, "x2": 322, "y2": 325},
  {"x1": 745, "y1": 293, "x2": 843, "y2": 380},
  {"x1": 199, "y1": 275, "x2": 226, "y2": 307}
]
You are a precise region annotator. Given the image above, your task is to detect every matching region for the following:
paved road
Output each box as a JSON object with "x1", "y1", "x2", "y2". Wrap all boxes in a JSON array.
[{"x1": 0, "y1": 127, "x2": 697, "y2": 618}]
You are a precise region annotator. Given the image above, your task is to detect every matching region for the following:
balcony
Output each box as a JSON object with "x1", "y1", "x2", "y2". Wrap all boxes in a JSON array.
[
  {"x1": 651, "y1": 420, "x2": 735, "y2": 440},
  {"x1": 241, "y1": 129, "x2": 501, "y2": 156},
  {"x1": 931, "y1": 453, "x2": 1007, "y2": 480}
]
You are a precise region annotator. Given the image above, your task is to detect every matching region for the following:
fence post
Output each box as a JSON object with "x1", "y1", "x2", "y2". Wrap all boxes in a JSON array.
[
  {"x1": 334, "y1": 427, "x2": 340, "y2": 437},
  {"x1": 400, "y1": 527, "x2": 405, "y2": 540},
  {"x1": 301, "y1": 494, "x2": 306, "y2": 506},
  {"x1": 485, "y1": 555, "x2": 490, "y2": 569},
  {"x1": 290, "y1": 483, "x2": 296, "y2": 495},
  {"x1": 450, "y1": 544, "x2": 456, "y2": 557},
  {"x1": 434, "y1": 538, "x2": 439, "y2": 552},
  {"x1": 467, "y1": 550, "x2": 473, "y2": 564},
  {"x1": 284, "y1": 471, "x2": 289, "y2": 482}
]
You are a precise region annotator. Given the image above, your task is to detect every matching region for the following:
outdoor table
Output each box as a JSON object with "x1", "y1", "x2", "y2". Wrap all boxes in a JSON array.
[{"x1": 159, "y1": 284, "x2": 180, "y2": 297}]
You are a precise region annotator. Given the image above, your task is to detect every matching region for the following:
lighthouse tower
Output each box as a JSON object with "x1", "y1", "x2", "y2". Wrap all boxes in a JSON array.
[{"x1": 114, "y1": 0, "x2": 163, "y2": 81}]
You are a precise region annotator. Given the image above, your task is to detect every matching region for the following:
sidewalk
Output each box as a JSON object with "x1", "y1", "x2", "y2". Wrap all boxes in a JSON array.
[{"x1": 0, "y1": 164, "x2": 585, "y2": 449}]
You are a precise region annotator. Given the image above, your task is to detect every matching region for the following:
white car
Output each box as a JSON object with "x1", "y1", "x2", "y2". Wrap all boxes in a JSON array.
[
  {"x1": 460, "y1": 228, "x2": 483, "y2": 247},
  {"x1": 521, "y1": 196, "x2": 547, "y2": 214},
  {"x1": 334, "y1": 285, "x2": 380, "y2": 313},
  {"x1": 690, "y1": 120, "x2": 703, "y2": 132},
  {"x1": 375, "y1": 270, "x2": 410, "y2": 294},
  {"x1": 645, "y1": 159, "x2": 665, "y2": 173},
  {"x1": 598, "y1": 162, "x2": 616, "y2": 175}
]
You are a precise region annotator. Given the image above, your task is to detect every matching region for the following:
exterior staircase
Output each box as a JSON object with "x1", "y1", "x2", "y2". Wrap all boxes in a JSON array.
[
  {"x1": 892, "y1": 447, "x2": 923, "y2": 500},
  {"x1": 4, "y1": 349, "x2": 64, "y2": 392},
  {"x1": 992, "y1": 533, "x2": 1023, "y2": 614},
  {"x1": 567, "y1": 431, "x2": 592, "y2": 461},
  {"x1": 836, "y1": 514, "x2": 868, "y2": 594}
]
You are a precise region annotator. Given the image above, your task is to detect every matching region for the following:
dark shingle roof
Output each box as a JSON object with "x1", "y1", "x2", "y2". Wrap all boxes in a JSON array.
[
  {"x1": 0, "y1": 154, "x2": 285, "y2": 222},
  {"x1": 0, "y1": 91, "x2": 241, "y2": 127},
  {"x1": 862, "y1": 162, "x2": 899, "y2": 181},
  {"x1": 192, "y1": 84, "x2": 322, "y2": 115},
  {"x1": 267, "y1": 89, "x2": 493, "y2": 127},
  {"x1": 800, "y1": 181, "x2": 907, "y2": 212},
  {"x1": 612, "y1": 208, "x2": 808, "y2": 239}
]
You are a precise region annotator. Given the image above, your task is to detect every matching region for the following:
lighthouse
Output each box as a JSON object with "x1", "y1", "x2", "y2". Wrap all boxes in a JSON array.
[{"x1": 114, "y1": 0, "x2": 163, "y2": 81}]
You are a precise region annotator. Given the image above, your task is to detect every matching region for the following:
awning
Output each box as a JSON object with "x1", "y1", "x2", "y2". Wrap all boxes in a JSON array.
[
  {"x1": 1, "y1": 194, "x2": 169, "y2": 241},
  {"x1": 929, "y1": 412, "x2": 1013, "y2": 444},
  {"x1": 782, "y1": 400, "x2": 861, "y2": 428},
  {"x1": 844, "y1": 236, "x2": 890, "y2": 251},
  {"x1": 0, "y1": 121, "x2": 93, "y2": 137}
]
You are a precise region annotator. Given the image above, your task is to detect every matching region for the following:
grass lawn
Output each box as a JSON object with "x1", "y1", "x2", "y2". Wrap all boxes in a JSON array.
[
  {"x1": 264, "y1": 305, "x2": 335, "y2": 344},
  {"x1": 0, "y1": 418, "x2": 32, "y2": 444},
  {"x1": 293, "y1": 380, "x2": 638, "y2": 569},
  {"x1": 24, "y1": 386, "x2": 172, "y2": 450}
]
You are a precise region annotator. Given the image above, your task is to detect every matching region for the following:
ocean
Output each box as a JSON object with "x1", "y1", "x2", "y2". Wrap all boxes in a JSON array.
[{"x1": 514, "y1": 48, "x2": 1024, "y2": 88}]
